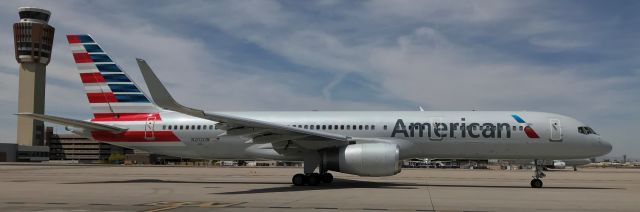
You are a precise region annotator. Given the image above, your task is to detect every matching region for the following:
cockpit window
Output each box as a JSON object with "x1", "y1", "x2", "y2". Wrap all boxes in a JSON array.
[{"x1": 578, "y1": 126, "x2": 598, "y2": 135}]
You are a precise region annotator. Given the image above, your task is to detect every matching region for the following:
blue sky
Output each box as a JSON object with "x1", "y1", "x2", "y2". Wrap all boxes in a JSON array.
[{"x1": 0, "y1": 1, "x2": 638, "y2": 158}]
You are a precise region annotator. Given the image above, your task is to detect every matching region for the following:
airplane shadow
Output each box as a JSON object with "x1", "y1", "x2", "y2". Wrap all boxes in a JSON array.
[
  {"x1": 213, "y1": 178, "x2": 420, "y2": 194},
  {"x1": 63, "y1": 179, "x2": 292, "y2": 185},
  {"x1": 212, "y1": 179, "x2": 621, "y2": 194},
  {"x1": 64, "y1": 178, "x2": 622, "y2": 194}
]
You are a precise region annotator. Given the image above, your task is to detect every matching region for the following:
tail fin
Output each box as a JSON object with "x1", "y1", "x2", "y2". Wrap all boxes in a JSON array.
[{"x1": 66, "y1": 34, "x2": 161, "y2": 121}]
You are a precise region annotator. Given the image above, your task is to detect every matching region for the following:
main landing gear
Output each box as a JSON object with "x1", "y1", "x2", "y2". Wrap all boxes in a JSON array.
[
  {"x1": 292, "y1": 152, "x2": 334, "y2": 186},
  {"x1": 292, "y1": 172, "x2": 333, "y2": 186},
  {"x1": 531, "y1": 160, "x2": 546, "y2": 188}
]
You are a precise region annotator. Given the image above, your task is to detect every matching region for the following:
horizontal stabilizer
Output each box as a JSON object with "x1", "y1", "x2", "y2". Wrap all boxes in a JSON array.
[{"x1": 15, "y1": 113, "x2": 127, "y2": 134}]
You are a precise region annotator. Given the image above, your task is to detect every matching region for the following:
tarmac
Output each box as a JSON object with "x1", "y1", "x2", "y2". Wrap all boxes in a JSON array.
[{"x1": 0, "y1": 164, "x2": 638, "y2": 212}]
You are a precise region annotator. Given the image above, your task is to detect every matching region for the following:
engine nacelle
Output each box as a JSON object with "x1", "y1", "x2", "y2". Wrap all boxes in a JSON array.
[
  {"x1": 322, "y1": 143, "x2": 401, "y2": 177},
  {"x1": 552, "y1": 160, "x2": 566, "y2": 169}
]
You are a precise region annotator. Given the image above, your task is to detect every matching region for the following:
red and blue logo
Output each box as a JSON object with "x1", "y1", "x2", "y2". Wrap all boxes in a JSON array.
[{"x1": 512, "y1": 114, "x2": 540, "y2": 138}]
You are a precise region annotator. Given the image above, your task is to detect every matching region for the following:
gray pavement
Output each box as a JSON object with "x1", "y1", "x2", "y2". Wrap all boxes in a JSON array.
[{"x1": 0, "y1": 165, "x2": 638, "y2": 211}]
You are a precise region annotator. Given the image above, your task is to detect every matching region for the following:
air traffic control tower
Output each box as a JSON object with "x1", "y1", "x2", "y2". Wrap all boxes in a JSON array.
[{"x1": 13, "y1": 7, "x2": 55, "y2": 146}]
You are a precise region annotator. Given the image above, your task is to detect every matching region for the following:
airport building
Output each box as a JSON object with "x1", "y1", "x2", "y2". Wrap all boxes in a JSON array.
[
  {"x1": 14, "y1": 7, "x2": 55, "y2": 147},
  {"x1": 0, "y1": 143, "x2": 18, "y2": 162}
]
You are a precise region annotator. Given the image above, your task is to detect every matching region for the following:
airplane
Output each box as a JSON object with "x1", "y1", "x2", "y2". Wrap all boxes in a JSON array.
[{"x1": 17, "y1": 34, "x2": 612, "y2": 188}]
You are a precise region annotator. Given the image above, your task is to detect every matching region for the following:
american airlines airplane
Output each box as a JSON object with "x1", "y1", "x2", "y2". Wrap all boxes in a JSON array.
[{"x1": 18, "y1": 34, "x2": 612, "y2": 188}]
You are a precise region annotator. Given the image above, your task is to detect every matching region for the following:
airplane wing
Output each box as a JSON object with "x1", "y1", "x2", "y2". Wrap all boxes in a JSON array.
[
  {"x1": 15, "y1": 113, "x2": 127, "y2": 134},
  {"x1": 136, "y1": 58, "x2": 352, "y2": 149}
]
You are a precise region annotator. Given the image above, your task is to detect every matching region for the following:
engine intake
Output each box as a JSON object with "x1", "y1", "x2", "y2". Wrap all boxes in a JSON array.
[{"x1": 322, "y1": 143, "x2": 401, "y2": 176}]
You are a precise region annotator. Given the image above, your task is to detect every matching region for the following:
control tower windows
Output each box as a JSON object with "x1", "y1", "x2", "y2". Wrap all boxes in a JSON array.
[{"x1": 19, "y1": 11, "x2": 50, "y2": 22}]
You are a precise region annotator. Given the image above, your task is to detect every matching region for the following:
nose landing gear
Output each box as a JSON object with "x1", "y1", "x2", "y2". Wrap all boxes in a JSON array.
[{"x1": 531, "y1": 160, "x2": 546, "y2": 188}]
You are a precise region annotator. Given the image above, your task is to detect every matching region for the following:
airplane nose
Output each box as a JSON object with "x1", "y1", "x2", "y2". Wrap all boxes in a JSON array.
[{"x1": 598, "y1": 138, "x2": 613, "y2": 156}]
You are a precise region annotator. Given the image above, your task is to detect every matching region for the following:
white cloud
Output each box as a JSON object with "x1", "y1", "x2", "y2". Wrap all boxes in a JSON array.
[{"x1": 362, "y1": 0, "x2": 525, "y2": 24}]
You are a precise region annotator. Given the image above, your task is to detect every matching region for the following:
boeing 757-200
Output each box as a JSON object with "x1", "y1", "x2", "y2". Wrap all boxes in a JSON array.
[{"x1": 17, "y1": 34, "x2": 612, "y2": 188}]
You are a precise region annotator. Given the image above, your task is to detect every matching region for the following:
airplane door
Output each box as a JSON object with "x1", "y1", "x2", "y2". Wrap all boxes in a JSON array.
[
  {"x1": 429, "y1": 117, "x2": 443, "y2": 141},
  {"x1": 549, "y1": 119, "x2": 562, "y2": 141},
  {"x1": 145, "y1": 116, "x2": 155, "y2": 140}
]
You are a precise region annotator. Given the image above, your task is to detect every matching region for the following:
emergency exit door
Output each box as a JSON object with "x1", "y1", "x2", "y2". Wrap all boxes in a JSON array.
[{"x1": 145, "y1": 116, "x2": 156, "y2": 140}]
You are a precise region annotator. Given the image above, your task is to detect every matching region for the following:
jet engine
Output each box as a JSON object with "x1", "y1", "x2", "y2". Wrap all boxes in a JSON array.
[
  {"x1": 552, "y1": 160, "x2": 566, "y2": 169},
  {"x1": 321, "y1": 143, "x2": 401, "y2": 177}
]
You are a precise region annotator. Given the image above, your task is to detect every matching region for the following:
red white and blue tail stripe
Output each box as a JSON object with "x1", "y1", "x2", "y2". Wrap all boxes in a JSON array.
[{"x1": 67, "y1": 34, "x2": 161, "y2": 121}]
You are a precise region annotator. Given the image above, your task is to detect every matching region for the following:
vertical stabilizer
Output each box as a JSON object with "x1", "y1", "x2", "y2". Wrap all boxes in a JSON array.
[{"x1": 66, "y1": 34, "x2": 160, "y2": 121}]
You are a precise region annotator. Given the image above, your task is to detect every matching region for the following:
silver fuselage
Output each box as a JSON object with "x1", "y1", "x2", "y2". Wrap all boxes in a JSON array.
[{"x1": 82, "y1": 110, "x2": 612, "y2": 161}]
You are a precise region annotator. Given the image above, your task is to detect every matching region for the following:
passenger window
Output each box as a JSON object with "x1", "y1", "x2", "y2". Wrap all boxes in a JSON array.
[
  {"x1": 359, "y1": 125, "x2": 363, "y2": 130},
  {"x1": 328, "y1": 125, "x2": 332, "y2": 130},
  {"x1": 311, "y1": 125, "x2": 315, "y2": 130},
  {"x1": 372, "y1": 125, "x2": 375, "y2": 130},
  {"x1": 519, "y1": 126, "x2": 523, "y2": 131},
  {"x1": 322, "y1": 125, "x2": 326, "y2": 130},
  {"x1": 197, "y1": 125, "x2": 201, "y2": 130},
  {"x1": 347, "y1": 125, "x2": 351, "y2": 130},
  {"x1": 316, "y1": 125, "x2": 320, "y2": 130},
  {"x1": 209, "y1": 125, "x2": 213, "y2": 130},
  {"x1": 340, "y1": 125, "x2": 344, "y2": 130},
  {"x1": 512, "y1": 126, "x2": 516, "y2": 131},
  {"x1": 175, "y1": 125, "x2": 178, "y2": 130},
  {"x1": 353, "y1": 125, "x2": 357, "y2": 130},
  {"x1": 304, "y1": 125, "x2": 308, "y2": 129},
  {"x1": 365, "y1": 125, "x2": 369, "y2": 130},
  {"x1": 162, "y1": 125, "x2": 166, "y2": 130},
  {"x1": 192, "y1": 125, "x2": 196, "y2": 130},
  {"x1": 180, "y1": 125, "x2": 184, "y2": 130},
  {"x1": 384, "y1": 125, "x2": 387, "y2": 130}
]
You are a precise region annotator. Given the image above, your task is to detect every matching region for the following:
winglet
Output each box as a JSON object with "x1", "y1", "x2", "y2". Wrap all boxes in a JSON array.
[{"x1": 136, "y1": 58, "x2": 206, "y2": 117}]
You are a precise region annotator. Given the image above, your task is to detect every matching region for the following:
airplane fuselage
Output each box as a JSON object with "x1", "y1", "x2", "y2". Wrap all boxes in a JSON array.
[{"x1": 79, "y1": 111, "x2": 611, "y2": 161}]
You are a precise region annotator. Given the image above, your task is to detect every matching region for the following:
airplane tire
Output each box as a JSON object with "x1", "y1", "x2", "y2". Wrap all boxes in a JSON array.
[
  {"x1": 530, "y1": 179, "x2": 543, "y2": 188},
  {"x1": 321, "y1": 173, "x2": 333, "y2": 183},
  {"x1": 292, "y1": 174, "x2": 306, "y2": 186},
  {"x1": 307, "y1": 173, "x2": 321, "y2": 186}
]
